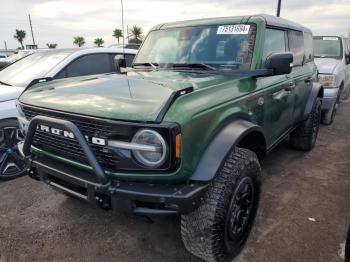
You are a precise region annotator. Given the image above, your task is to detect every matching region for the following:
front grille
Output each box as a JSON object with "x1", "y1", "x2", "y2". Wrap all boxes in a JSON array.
[{"x1": 22, "y1": 106, "x2": 120, "y2": 172}]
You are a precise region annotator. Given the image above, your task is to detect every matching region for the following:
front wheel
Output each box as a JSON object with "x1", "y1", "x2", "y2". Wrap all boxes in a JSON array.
[
  {"x1": 181, "y1": 147, "x2": 261, "y2": 262},
  {"x1": 0, "y1": 119, "x2": 27, "y2": 180},
  {"x1": 321, "y1": 100, "x2": 338, "y2": 125}
]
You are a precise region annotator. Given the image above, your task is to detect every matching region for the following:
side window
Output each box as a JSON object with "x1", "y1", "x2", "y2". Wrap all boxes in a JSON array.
[
  {"x1": 55, "y1": 69, "x2": 67, "y2": 79},
  {"x1": 124, "y1": 54, "x2": 135, "y2": 67},
  {"x1": 304, "y1": 32, "x2": 314, "y2": 63},
  {"x1": 65, "y1": 54, "x2": 112, "y2": 78},
  {"x1": 262, "y1": 28, "x2": 286, "y2": 61},
  {"x1": 288, "y1": 30, "x2": 305, "y2": 66}
]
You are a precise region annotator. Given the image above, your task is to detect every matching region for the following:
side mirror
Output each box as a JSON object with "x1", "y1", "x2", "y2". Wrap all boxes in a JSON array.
[
  {"x1": 346, "y1": 53, "x2": 350, "y2": 65},
  {"x1": 266, "y1": 52, "x2": 293, "y2": 75},
  {"x1": 114, "y1": 55, "x2": 126, "y2": 73}
]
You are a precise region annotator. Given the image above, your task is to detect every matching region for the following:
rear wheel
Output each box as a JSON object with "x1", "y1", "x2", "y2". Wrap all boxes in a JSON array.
[
  {"x1": 290, "y1": 98, "x2": 321, "y2": 151},
  {"x1": 0, "y1": 119, "x2": 27, "y2": 180},
  {"x1": 181, "y1": 147, "x2": 261, "y2": 262}
]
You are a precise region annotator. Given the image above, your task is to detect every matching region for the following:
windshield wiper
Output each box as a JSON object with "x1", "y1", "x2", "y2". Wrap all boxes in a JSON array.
[
  {"x1": 133, "y1": 62, "x2": 158, "y2": 69},
  {"x1": 0, "y1": 81, "x2": 12, "y2": 86},
  {"x1": 171, "y1": 63, "x2": 216, "y2": 71}
]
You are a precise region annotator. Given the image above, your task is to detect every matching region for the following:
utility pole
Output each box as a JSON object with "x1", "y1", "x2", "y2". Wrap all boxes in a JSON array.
[
  {"x1": 28, "y1": 14, "x2": 36, "y2": 46},
  {"x1": 127, "y1": 25, "x2": 129, "y2": 43},
  {"x1": 276, "y1": 0, "x2": 282, "y2": 17},
  {"x1": 4, "y1": 41, "x2": 7, "y2": 51}
]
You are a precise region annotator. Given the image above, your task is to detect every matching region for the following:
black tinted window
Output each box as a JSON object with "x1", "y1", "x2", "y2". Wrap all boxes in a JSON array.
[
  {"x1": 304, "y1": 32, "x2": 313, "y2": 62},
  {"x1": 124, "y1": 54, "x2": 135, "y2": 67},
  {"x1": 288, "y1": 30, "x2": 304, "y2": 66},
  {"x1": 65, "y1": 54, "x2": 112, "y2": 78},
  {"x1": 262, "y1": 28, "x2": 286, "y2": 61}
]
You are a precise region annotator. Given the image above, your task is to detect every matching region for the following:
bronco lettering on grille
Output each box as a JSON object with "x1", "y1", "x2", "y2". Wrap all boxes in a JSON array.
[{"x1": 37, "y1": 124, "x2": 106, "y2": 146}]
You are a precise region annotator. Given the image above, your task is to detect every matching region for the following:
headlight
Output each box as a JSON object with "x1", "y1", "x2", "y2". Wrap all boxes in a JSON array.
[
  {"x1": 16, "y1": 102, "x2": 29, "y2": 135},
  {"x1": 318, "y1": 74, "x2": 337, "y2": 88},
  {"x1": 131, "y1": 129, "x2": 168, "y2": 168}
]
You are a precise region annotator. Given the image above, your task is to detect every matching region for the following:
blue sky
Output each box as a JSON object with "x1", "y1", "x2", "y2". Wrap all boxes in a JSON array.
[{"x1": 1, "y1": 0, "x2": 349, "y2": 49}]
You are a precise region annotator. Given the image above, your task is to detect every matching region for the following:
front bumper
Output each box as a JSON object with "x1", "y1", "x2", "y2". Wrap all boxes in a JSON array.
[
  {"x1": 321, "y1": 88, "x2": 339, "y2": 111},
  {"x1": 21, "y1": 116, "x2": 207, "y2": 215}
]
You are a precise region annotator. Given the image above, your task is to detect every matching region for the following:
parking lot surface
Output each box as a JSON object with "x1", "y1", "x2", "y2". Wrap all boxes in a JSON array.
[{"x1": 0, "y1": 102, "x2": 349, "y2": 262}]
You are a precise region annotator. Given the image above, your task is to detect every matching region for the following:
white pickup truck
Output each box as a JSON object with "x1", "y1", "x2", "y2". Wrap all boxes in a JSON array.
[{"x1": 313, "y1": 36, "x2": 350, "y2": 124}]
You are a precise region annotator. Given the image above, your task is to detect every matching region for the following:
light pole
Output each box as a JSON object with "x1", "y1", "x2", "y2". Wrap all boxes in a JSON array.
[{"x1": 276, "y1": 0, "x2": 282, "y2": 17}]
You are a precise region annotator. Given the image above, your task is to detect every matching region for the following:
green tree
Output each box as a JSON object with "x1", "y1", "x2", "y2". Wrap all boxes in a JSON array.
[
  {"x1": 94, "y1": 38, "x2": 104, "y2": 47},
  {"x1": 113, "y1": 29, "x2": 123, "y2": 44},
  {"x1": 73, "y1": 36, "x2": 85, "y2": 47},
  {"x1": 46, "y1": 43, "x2": 58, "y2": 49},
  {"x1": 129, "y1": 26, "x2": 143, "y2": 43},
  {"x1": 13, "y1": 29, "x2": 26, "y2": 49}
]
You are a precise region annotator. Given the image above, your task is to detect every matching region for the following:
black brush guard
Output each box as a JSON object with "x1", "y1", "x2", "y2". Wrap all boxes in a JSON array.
[{"x1": 22, "y1": 115, "x2": 208, "y2": 215}]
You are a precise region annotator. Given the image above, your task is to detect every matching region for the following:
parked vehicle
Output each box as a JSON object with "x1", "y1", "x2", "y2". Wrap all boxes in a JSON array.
[
  {"x1": 313, "y1": 36, "x2": 350, "y2": 124},
  {"x1": 17, "y1": 14, "x2": 322, "y2": 262},
  {"x1": 109, "y1": 43, "x2": 141, "y2": 50},
  {"x1": 0, "y1": 47, "x2": 137, "y2": 180},
  {"x1": 0, "y1": 50, "x2": 35, "y2": 70}
]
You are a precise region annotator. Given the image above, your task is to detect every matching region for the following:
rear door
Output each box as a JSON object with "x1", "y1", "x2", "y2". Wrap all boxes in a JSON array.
[
  {"x1": 259, "y1": 28, "x2": 295, "y2": 145},
  {"x1": 288, "y1": 30, "x2": 314, "y2": 123}
]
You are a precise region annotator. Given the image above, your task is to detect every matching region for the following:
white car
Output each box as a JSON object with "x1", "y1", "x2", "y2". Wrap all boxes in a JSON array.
[
  {"x1": 313, "y1": 36, "x2": 350, "y2": 124},
  {"x1": 0, "y1": 47, "x2": 137, "y2": 179}
]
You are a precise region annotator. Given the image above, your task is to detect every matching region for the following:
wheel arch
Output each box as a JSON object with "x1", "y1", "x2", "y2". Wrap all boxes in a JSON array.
[
  {"x1": 303, "y1": 82, "x2": 323, "y2": 120},
  {"x1": 190, "y1": 120, "x2": 266, "y2": 182}
]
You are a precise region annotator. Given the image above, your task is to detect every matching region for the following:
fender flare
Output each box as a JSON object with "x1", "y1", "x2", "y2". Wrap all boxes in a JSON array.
[
  {"x1": 190, "y1": 120, "x2": 266, "y2": 182},
  {"x1": 303, "y1": 82, "x2": 323, "y2": 119}
]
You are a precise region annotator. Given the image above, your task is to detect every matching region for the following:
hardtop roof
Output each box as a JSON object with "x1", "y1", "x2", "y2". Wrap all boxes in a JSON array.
[{"x1": 152, "y1": 13, "x2": 312, "y2": 34}]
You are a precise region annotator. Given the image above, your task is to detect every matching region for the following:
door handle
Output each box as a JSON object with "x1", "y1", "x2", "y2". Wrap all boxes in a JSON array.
[
  {"x1": 273, "y1": 90, "x2": 290, "y2": 100},
  {"x1": 284, "y1": 82, "x2": 296, "y2": 92},
  {"x1": 305, "y1": 77, "x2": 312, "y2": 83}
]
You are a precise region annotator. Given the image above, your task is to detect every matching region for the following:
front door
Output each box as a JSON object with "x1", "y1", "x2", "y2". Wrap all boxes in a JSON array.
[{"x1": 259, "y1": 75, "x2": 295, "y2": 145}]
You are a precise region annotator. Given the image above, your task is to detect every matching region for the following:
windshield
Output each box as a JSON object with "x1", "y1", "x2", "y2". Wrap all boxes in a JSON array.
[
  {"x1": 0, "y1": 50, "x2": 72, "y2": 87},
  {"x1": 134, "y1": 24, "x2": 256, "y2": 70},
  {"x1": 313, "y1": 37, "x2": 342, "y2": 58}
]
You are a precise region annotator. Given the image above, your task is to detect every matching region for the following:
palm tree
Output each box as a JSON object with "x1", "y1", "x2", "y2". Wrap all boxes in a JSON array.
[
  {"x1": 73, "y1": 36, "x2": 85, "y2": 47},
  {"x1": 46, "y1": 43, "x2": 58, "y2": 49},
  {"x1": 13, "y1": 29, "x2": 26, "y2": 49},
  {"x1": 129, "y1": 26, "x2": 143, "y2": 44},
  {"x1": 94, "y1": 38, "x2": 104, "y2": 47},
  {"x1": 113, "y1": 29, "x2": 123, "y2": 44}
]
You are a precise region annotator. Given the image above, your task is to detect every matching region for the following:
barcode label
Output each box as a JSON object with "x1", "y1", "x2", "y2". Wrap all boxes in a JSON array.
[
  {"x1": 217, "y1": 24, "x2": 250, "y2": 35},
  {"x1": 323, "y1": 37, "x2": 338, "y2": 41}
]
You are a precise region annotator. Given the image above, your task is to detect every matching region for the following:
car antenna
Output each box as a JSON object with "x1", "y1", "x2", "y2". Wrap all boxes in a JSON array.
[
  {"x1": 120, "y1": 0, "x2": 132, "y2": 97},
  {"x1": 121, "y1": 0, "x2": 125, "y2": 57}
]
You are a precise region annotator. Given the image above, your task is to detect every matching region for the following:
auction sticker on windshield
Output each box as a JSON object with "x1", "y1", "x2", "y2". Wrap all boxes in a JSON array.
[
  {"x1": 217, "y1": 24, "x2": 250, "y2": 35},
  {"x1": 323, "y1": 37, "x2": 339, "y2": 41}
]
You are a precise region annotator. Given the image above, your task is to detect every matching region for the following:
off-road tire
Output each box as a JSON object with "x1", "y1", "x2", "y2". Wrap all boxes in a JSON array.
[
  {"x1": 181, "y1": 147, "x2": 261, "y2": 262},
  {"x1": 321, "y1": 100, "x2": 337, "y2": 125},
  {"x1": 346, "y1": 226, "x2": 350, "y2": 262},
  {"x1": 290, "y1": 98, "x2": 321, "y2": 151}
]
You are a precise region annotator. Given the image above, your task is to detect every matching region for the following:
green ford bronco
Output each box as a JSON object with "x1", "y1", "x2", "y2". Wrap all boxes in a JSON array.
[{"x1": 17, "y1": 14, "x2": 323, "y2": 262}]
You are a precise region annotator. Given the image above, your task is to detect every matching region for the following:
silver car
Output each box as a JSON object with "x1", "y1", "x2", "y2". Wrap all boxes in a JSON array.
[
  {"x1": 313, "y1": 36, "x2": 350, "y2": 124},
  {"x1": 0, "y1": 47, "x2": 137, "y2": 179}
]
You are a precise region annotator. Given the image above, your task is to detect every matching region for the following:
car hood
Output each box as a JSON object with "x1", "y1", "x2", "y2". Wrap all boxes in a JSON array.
[
  {"x1": 19, "y1": 71, "x2": 245, "y2": 122},
  {"x1": 0, "y1": 84, "x2": 24, "y2": 102},
  {"x1": 314, "y1": 58, "x2": 340, "y2": 74}
]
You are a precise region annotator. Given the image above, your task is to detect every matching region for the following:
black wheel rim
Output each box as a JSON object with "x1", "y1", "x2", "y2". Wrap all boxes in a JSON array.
[
  {"x1": 0, "y1": 127, "x2": 26, "y2": 178},
  {"x1": 224, "y1": 176, "x2": 255, "y2": 253}
]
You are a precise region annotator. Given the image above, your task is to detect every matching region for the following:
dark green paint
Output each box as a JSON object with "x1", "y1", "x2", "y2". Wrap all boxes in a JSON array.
[{"x1": 19, "y1": 15, "x2": 316, "y2": 182}]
